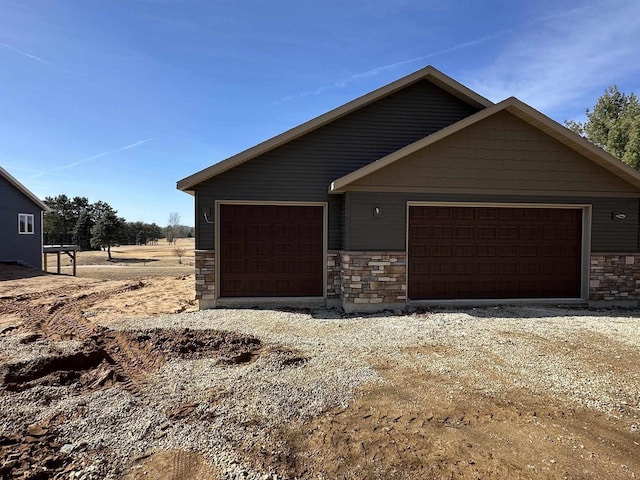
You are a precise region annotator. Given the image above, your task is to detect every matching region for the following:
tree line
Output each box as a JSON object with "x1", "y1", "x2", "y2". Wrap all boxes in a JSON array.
[
  {"x1": 566, "y1": 85, "x2": 639, "y2": 169},
  {"x1": 43, "y1": 195, "x2": 193, "y2": 260}
]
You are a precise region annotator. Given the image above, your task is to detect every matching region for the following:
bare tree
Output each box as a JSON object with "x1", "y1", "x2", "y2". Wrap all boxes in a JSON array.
[
  {"x1": 173, "y1": 247, "x2": 186, "y2": 264},
  {"x1": 166, "y1": 212, "x2": 181, "y2": 245}
]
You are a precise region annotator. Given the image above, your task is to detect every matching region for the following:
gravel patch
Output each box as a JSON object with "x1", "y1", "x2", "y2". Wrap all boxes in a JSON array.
[
  {"x1": 0, "y1": 334, "x2": 81, "y2": 364},
  {"x1": 2, "y1": 305, "x2": 640, "y2": 478}
]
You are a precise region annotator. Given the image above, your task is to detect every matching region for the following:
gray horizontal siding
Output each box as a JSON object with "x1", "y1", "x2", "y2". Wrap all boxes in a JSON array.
[
  {"x1": 347, "y1": 192, "x2": 639, "y2": 253},
  {"x1": 194, "y1": 80, "x2": 479, "y2": 249},
  {"x1": 0, "y1": 176, "x2": 43, "y2": 268}
]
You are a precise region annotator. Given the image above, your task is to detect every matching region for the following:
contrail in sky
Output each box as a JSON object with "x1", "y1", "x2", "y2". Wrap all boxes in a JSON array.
[
  {"x1": 275, "y1": 5, "x2": 590, "y2": 105},
  {"x1": 63, "y1": 138, "x2": 153, "y2": 169},
  {"x1": 29, "y1": 138, "x2": 153, "y2": 179},
  {"x1": 1, "y1": 42, "x2": 52, "y2": 65}
]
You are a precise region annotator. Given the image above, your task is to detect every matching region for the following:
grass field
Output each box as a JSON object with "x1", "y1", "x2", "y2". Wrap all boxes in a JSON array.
[{"x1": 44, "y1": 238, "x2": 195, "y2": 279}]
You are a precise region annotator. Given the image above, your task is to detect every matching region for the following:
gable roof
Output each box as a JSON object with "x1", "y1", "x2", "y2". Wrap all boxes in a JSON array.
[
  {"x1": 329, "y1": 96, "x2": 640, "y2": 193},
  {"x1": 0, "y1": 166, "x2": 50, "y2": 211},
  {"x1": 177, "y1": 66, "x2": 493, "y2": 193}
]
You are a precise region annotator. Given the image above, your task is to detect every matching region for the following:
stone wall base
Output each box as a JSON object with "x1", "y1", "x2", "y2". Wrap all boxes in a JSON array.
[
  {"x1": 589, "y1": 254, "x2": 640, "y2": 301},
  {"x1": 338, "y1": 251, "x2": 407, "y2": 312},
  {"x1": 342, "y1": 302, "x2": 406, "y2": 313},
  {"x1": 198, "y1": 298, "x2": 217, "y2": 310},
  {"x1": 194, "y1": 250, "x2": 215, "y2": 305},
  {"x1": 588, "y1": 299, "x2": 639, "y2": 308}
]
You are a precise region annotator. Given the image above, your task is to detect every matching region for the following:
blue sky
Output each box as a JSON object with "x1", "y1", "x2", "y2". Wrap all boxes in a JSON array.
[{"x1": 2, "y1": 0, "x2": 639, "y2": 227}]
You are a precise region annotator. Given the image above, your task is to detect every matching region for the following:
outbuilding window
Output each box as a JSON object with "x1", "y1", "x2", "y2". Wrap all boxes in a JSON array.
[{"x1": 18, "y1": 213, "x2": 34, "y2": 234}]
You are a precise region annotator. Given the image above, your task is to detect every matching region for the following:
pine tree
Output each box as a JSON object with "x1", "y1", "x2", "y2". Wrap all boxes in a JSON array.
[
  {"x1": 90, "y1": 209, "x2": 125, "y2": 260},
  {"x1": 566, "y1": 86, "x2": 640, "y2": 169}
]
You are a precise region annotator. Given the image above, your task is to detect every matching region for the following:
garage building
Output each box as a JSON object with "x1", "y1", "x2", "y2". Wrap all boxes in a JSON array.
[{"x1": 178, "y1": 66, "x2": 640, "y2": 311}]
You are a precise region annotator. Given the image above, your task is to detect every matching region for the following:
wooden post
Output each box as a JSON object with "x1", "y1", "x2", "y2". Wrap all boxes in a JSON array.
[
  {"x1": 44, "y1": 253, "x2": 48, "y2": 273},
  {"x1": 72, "y1": 250, "x2": 77, "y2": 276},
  {"x1": 57, "y1": 252, "x2": 61, "y2": 274}
]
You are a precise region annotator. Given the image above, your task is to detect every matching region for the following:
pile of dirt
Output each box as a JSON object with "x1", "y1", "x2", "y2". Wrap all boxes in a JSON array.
[
  {"x1": 120, "y1": 328, "x2": 262, "y2": 363},
  {"x1": 1, "y1": 341, "x2": 112, "y2": 392},
  {"x1": 1, "y1": 329, "x2": 262, "y2": 393}
]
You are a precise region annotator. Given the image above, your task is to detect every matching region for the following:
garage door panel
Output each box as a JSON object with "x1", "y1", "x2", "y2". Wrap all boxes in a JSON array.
[
  {"x1": 408, "y1": 206, "x2": 582, "y2": 300},
  {"x1": 498, "y1": 226, "x2": 518, "y2": 239},
  {"x1": 519, "y1": 245, "x2": 539, "y2": 257},
  {"x1": 273, "y1": 242, "x2": 290, "y2": 255},
  {"x1": 477, "y1": 245, "x2": 496, "y2": 256},
  {"x1": 432, "y1": 207, "x2": 454, "y2": 219},
  {"x1": 499, "y1": 245, "x2": 518, "y2": 257},
  {"x1": 518, "y1": 262, "x2": 540, "y2": 275},
  {"x1": 502, "y1": 263, "x2": 521, "y2": 275},
  {"x1": 273, "y1": 224, "x2": 293, "y2": 239},
  {"x1": 246, "y1": 259, "x2": 271, "y2": 273},
  {"x1": 221, "y1": 241, "x2": 244, "y2": 255},
  {"x1": 454, "y1": 264, "x2": 474, "y2": 275},
  {"x1": 431, "y1": 263, "x2": 453, "y2": 275},
  {"x1": 454, "y1": 245, "x2": 475, "y2": 257},
  {"x1": 455, "y1": 226, "x2": 475, "y2": 239},
  {"x1": 298, "y1": 242, "x2": 320, "y2": 255},
  {"x1": 412, "y1": 244, "x2": 429, "y2": 256},
  {"x1": 520, "y1": 227, "x2": 539, "y2": 239},
  {"x1": 477, "y1": 227, "x2": 497, "y2": 239},
  {"x1": 540, "y1": 245, "x2": 562, "y2": 257},
  {"x1": 411, "y1": 261, "x2": 437, "y2": 275},
  {"x1": 431, "y1": 245, "x2": 452, "y2": 256},
  {"x1": 477, "y1": 263, "x2": 496, "y2": 275},
  {"x1": 219, "y1": 204, "x2": 324, "y2": 297},
  {"x1": 433, "y1": 226, "x2": 454, "y2": 239}
]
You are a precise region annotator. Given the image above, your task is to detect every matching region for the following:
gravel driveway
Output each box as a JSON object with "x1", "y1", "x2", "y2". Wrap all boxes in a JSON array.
[{"x1": 2, "y1": 305, "x2": 640, "y2": 479}]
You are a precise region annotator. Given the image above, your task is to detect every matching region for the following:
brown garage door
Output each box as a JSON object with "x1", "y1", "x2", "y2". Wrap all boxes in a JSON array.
[
  {"x1": 219, "y1": 204, "x2": 324, "y2": 297},
  {"x1": 408, "y1": 206, "x2": 582, "y2": 300}
]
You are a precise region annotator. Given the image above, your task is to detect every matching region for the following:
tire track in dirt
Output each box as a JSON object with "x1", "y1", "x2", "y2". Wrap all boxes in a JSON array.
[
  {"x1": 124, "y1": 450, "x2": 221, "y2": 480},
  {"x1": 39, "y1": 282, "x2": 146, "y2": 340},
  {"x1": 1, "y1": 280, "x2": 158, "y2": 394},
  {"x1": 262, "y1": 366, "x2": 640, "y2": 480},
  {"x1": 1, "y1": 281, "x2": 145, "y2": 338},
  {"x1": 2, "y1": 278, "x2": 265, "y2": 396}
]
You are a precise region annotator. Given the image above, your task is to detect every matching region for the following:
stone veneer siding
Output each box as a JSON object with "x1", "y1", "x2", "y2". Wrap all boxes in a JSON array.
[
  {"x1": 195, "y1": 250, "x2": 215, "y2": 303},
  {"x1": 340, "y1": 251, "x2": 407, "y2": 305},
  {"x1": 590, "y1": 254, "x2": 640, "y2": 301},
  {"x1": 327, "y1": 251, "x2": 341, "y2": 300}
]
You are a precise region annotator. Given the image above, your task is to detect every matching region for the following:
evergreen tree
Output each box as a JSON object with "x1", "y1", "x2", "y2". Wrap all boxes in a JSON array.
[
  {"x1": 73, "y1": 211, "x2": 94, "y2": 250},
  {"x1": 90, "y1": 209, "x2": 125, "y2": 260},
  {"x1": 566, "y1": 86, "x2": 640, "y2": 169}
]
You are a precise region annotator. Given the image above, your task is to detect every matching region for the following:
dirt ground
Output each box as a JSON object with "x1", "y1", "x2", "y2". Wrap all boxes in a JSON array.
[
  {"x1": 274, "y1": 367, "x2": 638, "y2": 480},
  {"x1": 1, "y1": 258, "x2": 639, "y2": 479}
]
